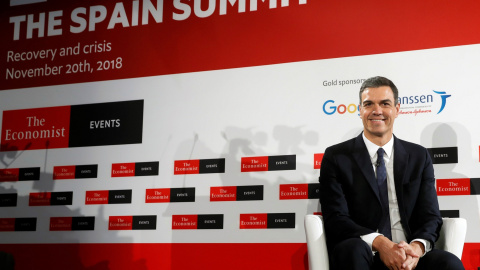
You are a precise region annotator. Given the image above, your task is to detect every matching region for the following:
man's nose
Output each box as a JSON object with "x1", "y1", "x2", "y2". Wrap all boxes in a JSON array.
[{"x1": 373, "y1": 104, "x2": 382, "y2": 114}]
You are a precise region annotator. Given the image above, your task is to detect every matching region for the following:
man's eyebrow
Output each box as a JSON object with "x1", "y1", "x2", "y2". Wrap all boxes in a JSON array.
[{"x1": 362, "y1": 99, "x2": 393, "y2": 104}]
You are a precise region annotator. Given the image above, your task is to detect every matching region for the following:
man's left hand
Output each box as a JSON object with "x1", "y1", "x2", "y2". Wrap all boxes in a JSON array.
[{"x1": 397, "y1": 241, "x2": 424, "y2": 270}]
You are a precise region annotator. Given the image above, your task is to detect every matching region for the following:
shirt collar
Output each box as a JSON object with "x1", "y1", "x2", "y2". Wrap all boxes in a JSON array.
[{"x1": 362, "y1": 133, "x2": 394, "y2": 159}]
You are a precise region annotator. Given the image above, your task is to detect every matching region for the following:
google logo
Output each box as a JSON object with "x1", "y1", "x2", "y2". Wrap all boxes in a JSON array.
[{"x1": 322, "y1": 100, "x2": 359, "y2": 115}]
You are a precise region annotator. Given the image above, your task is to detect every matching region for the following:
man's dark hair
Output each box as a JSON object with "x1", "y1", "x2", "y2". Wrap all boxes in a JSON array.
[{"x1": 359, "y1": 76, "x2": 399, "y2": 105}]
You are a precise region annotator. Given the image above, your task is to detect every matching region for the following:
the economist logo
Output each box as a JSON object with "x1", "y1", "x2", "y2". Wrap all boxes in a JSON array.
[
  {"x1": 1, "y1": 100, "x2": 143, "y2": 152},
  {"x1": 0, "y1": 168, "x2": 20, "y2": 182},
  {"x1": 172, "y1": 215, "x2": 198, "y2": 229},
  {"x1": 146, "y1": 188, "x2": 195, "y2": 203},
  {"x1": 210, "y1": 185, "x2": 263, "y2": 201},
  {"x1": 0, "y1": 218, "x2": 36, "y2": 231},
  {"x1": 49, "y1": 217, "x2": 73, "y2": 231},
  {"x1": 241, "y1": 156, "x2": 269, "y2": 172},
  {"x1": 240, "y1": 213, "x2": 268, "y2": 229},
  {"x1": 109, "y1": 215, "x2": 157, "y2": 230},
  {"x1": 241, "y1": 155, "x2": 296, "y2": 172},
  {"x1": 53, "y1": 164, "x2": 98, "y2": 180},
  {"x1": 29, "y1": 191, "x2": 73, "y2": 206},
  {"x1": 0, "y1": 167, "x2": 40, "y2": 182},
  {"x1": 146, "y1": 188, "x2": 171, "y2": 203},
  {"x1": 85, "y1": 190, "x2": 132, "y2": 205},
  {"x1": 240, "y1": 213, "x2": 295, "y2": 229},
  {"x1": 1, "y1": 106, "x2": 70, "y2": 151},
  {"x1": 172, "y1": 214, "x2": 223, "y2": 230},
  {"x1": 174, "y1": 158, "x2": 225, "y2": 175},
  {"x1": 436, "y1": 178, "x2": 470, "y2": 196},
  {"x1": 112, "y1": 162, "x2": 159, "y2": 177},
  {"x1": 0, "y1": 218, "x2": 16, "y2": 231},
  {"x1": 279, "y1": 184, "x2": 319, "y2": 200},
  {"x1": 50, "y1": 216, "x2": 95, "y2": 231},
  {"x1": 210, "y1": 186, "x2": 237, "y2": 201}
]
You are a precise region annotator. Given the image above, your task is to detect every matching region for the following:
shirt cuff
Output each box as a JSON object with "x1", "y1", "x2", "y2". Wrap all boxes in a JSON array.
[
  {"x1": 410, "y1": 238, "x2": 432, "y2": 257},
  {"x1": 361, "y1": 232, "x2": 381, "y2": 252}
]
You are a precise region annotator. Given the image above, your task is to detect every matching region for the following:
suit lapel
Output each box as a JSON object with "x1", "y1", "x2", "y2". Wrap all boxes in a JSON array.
[
  {"x1": 393, "y1": 136, "x2": 411, "y2": 237},
  {"x1": 352, "y1": 134, "x2": 381, "y2": 203},
  {"x1": 393, "y1": 136, "x2": 410, "y2": 186}
]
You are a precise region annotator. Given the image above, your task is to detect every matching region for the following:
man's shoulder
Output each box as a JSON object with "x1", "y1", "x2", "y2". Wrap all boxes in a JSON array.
[
  {"x1": 395, "y1": 136, "x2": 427, "y2": 151},
  {"x1": 325, "y1": 137, "x2": 357, "y2": 153},
  {"x1": 394, "y1": 136, "x2": 430, "y2": 159}
]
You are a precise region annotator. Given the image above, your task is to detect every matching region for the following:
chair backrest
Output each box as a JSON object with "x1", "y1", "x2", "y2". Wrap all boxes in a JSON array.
[
  {"x1": 304, "y1": 215, "x2": 329, "y2": 270},
  {"x1": 304, "y1": 215, "x2": 467, "y2": 270},
  {"x1": 435, "y1": 217, "x2": 467, "y2": 259}
]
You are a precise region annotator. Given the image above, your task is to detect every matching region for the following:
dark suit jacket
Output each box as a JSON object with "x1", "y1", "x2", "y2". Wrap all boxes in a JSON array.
[{"x1": 319, "y1": 133, "x2": 442, "y2": 254}]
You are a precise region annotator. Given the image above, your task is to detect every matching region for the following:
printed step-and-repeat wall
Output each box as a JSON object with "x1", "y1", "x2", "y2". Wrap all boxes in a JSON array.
[{"x1": 1, "y1": 0, "x2": 480, "y2": 269}]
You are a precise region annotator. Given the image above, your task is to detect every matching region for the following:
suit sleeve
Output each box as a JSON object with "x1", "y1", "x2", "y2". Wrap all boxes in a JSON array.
[
  {"x1": 406, "y1": 147, "x2": 442, "y2": 247},
  {"x1": 319, "y1": 147, "x2": 377, "y2": 249}
]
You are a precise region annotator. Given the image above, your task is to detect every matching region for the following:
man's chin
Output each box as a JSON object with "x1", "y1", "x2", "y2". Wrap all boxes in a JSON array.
[{"x1": 365, "y1": 130, "x2": 390, "y2": 138}]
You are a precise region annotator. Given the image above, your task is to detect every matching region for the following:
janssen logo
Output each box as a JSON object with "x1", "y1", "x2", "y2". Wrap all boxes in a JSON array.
[
  {"x1": 322, "y1": 90, "x2": 451, "y2": 116},
  {"x1": 398, "y1": 90, "x2": 451, "y2": 115}
]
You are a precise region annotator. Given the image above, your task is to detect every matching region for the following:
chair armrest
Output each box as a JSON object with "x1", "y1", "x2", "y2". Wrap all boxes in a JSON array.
[
  {"x1": 304, "y1": 214, "x2": 329, "y2": 270},
  {"x1": 436, "y1": 217, "x2": 467, "y2": 259}
]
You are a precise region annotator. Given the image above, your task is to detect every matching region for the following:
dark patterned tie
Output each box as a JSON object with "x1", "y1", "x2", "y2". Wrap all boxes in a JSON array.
[{"x1": 377, "y1": 148, "x2": 392, "y2": 240}]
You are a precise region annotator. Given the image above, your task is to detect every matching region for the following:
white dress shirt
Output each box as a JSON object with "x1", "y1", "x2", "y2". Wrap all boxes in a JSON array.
[{"x1": 360, "y1": 133, "x2": 430, "y2": 256}]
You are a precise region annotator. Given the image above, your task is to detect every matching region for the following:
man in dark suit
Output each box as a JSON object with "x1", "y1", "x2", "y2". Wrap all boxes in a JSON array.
[{"x1": 319, "y1": 76, "x2": 464, "y2": 270}]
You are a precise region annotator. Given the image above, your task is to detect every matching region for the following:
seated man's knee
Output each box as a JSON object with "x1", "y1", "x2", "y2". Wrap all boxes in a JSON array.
[
  {"x1": 332, "y1": 238, "x2": 372, "y2": 265},
  {"x1": 420, "y1": 250, "x2": 465, "y2": 270}
]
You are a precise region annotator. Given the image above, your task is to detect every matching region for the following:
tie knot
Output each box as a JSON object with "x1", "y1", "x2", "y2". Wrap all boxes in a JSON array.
[{"x1": 377, "y1": 148, "x2": 384, "y2": 158}]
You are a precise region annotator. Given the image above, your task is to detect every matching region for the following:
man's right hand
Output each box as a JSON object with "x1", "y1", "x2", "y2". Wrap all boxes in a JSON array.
[{"x1": 373, "y1": 235, "x2": 417, "y2": 270}]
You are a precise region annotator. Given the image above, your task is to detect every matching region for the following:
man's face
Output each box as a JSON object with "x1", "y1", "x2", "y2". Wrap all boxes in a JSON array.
[{"x1": 359, "y1": 86, "x2": 400, "y2": 142}]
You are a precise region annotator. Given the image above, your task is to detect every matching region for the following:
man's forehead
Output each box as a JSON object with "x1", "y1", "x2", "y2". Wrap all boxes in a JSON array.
[{"x1": 361, "y1": 86, "x2": 394, "y2": 100}]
